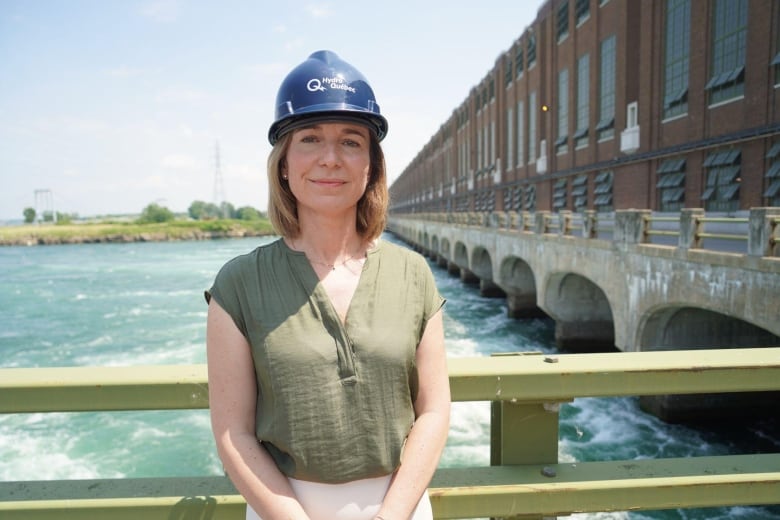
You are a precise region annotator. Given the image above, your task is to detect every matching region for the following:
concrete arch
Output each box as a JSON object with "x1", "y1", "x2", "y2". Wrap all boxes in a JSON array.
[
  {"x1": 639, "y1": 306, "x2": 780, "y2": 351},
  {"x1": 470, "y1": 247, "x2": 505, "y2": 298},
  {"x1": 499, "y1": 256, "x2": 545, "y2": 318},
  {"x1": 453, "y1": 241, "x2": 469, "y2": 269},
  {"x1": 470, "y1": 247, "x2": 493, "y2": 280},
  {"x1": 543, "y1": 272, "x2": 615, "y2": 351},
  {"x1": 452, "y1": 241, "x2": 480, "y2": 285},
  {"x1": 435, "y1": 237, "x2": 452, "y2": 269},
  {"x1": 638, "y1": 306, "x2": 780, "y2": 422},
  {"x1": 440, "y1": 238, "x2": 451, "y2": 259}
]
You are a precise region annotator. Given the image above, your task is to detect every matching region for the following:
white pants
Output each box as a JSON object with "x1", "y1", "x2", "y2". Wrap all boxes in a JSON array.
[{"x1": 245, "y1": 474, "x2": 433, "y2": 520}]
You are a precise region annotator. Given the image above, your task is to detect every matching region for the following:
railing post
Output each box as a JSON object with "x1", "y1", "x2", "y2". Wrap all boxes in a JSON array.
[
  {"x1": 748, "y1": 207, "x2": 780, "y2": 257},
  {"x1": 535, "y1": 211, "x2": 551, "y2": 234},
  {"x1": 490, "y1": 211, "x2": 503, "y2": 229},
  {"x1": 490, "y1": 356, "x2": 560, "y2": 520},
  {"x1": 679, "y1": 208, "x2": 704, "y2": 249},
  {"x1": 507, "y1": 211, "x2": 518, "y2": 230},
  {"x1": 583, "y1": 209, "x2": 597, "y2": 238},
  {"x1": 520, "y1": 211, "x2": 532, "y2": 232},
  {"x1": 558, "y1": 210, "x2": 572, "y2": 236},
  {"x1": 614, "y1": 209, "x2": 651, "y2": 245}
]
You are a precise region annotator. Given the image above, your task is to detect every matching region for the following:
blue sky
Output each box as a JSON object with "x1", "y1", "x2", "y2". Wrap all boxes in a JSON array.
[{"x1": 0, "y1": 1, "x2": 541, "y2": 221}]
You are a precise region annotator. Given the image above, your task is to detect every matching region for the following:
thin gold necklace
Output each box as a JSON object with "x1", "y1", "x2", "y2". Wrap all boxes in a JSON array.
[
  {"x1": 294, "y1": 241, "x2": 365, "y2": 271},
  {"x1": 307, "y1": 255, "x2": 355, "y2": 271}
]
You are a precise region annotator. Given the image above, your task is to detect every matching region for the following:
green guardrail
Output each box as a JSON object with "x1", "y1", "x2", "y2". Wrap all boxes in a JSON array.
[{"x1": 1, "y1": 347, "x2": 780, "y2": 519}]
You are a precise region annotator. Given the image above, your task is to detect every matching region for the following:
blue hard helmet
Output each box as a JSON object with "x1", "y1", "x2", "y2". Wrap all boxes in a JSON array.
[{"x1": 268, "y1": 50, "x2": 388, "y2": 145}]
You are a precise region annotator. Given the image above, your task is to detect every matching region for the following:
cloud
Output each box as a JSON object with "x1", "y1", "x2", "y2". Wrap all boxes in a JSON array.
[{"x1": 305, "y1": 4, "x2": 332, "y2": 18}]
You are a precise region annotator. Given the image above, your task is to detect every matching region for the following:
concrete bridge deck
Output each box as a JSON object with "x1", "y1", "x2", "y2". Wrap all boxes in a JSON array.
[{"x1": 388, "y1": 208, "x2": 780, "y2": 355}]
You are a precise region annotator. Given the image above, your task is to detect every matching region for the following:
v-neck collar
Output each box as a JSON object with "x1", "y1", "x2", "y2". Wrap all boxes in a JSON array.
[
  {"x1": 281, "y1": 238, "x2": 381, "y2": 330},
  {"x1": 280, "y1": 238, "x2": 382, "y2": 384}
]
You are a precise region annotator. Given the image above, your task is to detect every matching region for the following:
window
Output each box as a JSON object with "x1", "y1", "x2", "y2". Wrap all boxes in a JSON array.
[
  {"x1": 594, "y1": 170, "x2": 614, "y2": 212},
  {"x1": 475, "y1": 191, "x2": 487, "y2": 212},
  {"x1": 516, "y1": 100, "x2": 525, "y2": 166},
  {"x1": 525, "y1": 184, "x2": 537, "y2": 211},
  {"x1": 576, "y1": 0, "x2": 590, "y2": 25},
  {"x1": 484, "y1": 124, "x2": 490, "y2": 168},
  {"x1": 626, "y1": 101, "x2": 638, "y2": 128},
  {"x1": 557, "y1": 68, "x2": 569, "y2": 154},
  {"x1": 656, "y1": 157, "x2": 686, "y2": 211},
  {"x1": 706, "y1": 0, "x2": 747, "y2": 104},
  {"x1": 476, "y1": 190, "x2": 495, "y2": 212},
  {"x1": 527, "y1": 31, "x2": 537, "y2": 67},
  {"x1": 477, "y1": 125, "x2": 483, "y2": 169},
  {"x1": 764, "y1": 142, "x2": 780, "y2": 206},
  {"x1": 515, "y1": 44, "x2": 525, "y2": 78},
  {"x1": 575, "y1": 53, "x2": 590, "y2": 148},
  {"x1": 504, "y1": 54, "x2": 513, "y2": 87},
  {"x1": 598, "y1": 35, "x2": 616, "y2": 140},
  {"x1": 528, "y1": 91, "x2": 537, "y2": 163},
  {"x1": 702, "y1": 148, "x2": 741, "y2": 212},
  {"x1": 773, "y1": 52, "x2": 780, "y2": 86},
  {"x1": 504, "y1": 186, "x2": 523, "y2": 211},
  {"x1": 663, "y1": 0, "x2": 690, "y2": 118},
  {"x1": 506, "y1": 107, "x2": 514, "y2": 170},
  {"x1": 490, "y1": 121, "x2": 496, "y2": 167},
  {"x1": 557, "y1": 1, "x2": 570, "y2": 42},
  {"x1": 774, "y1": 8, "x2": 780, "y2": 86},
  {"x1": 572, "y1": 174, "x2": 588, "y2": 211},
  {"x1": 553, "y1": 178, "x2": 568, "y2": 210},
  {"x1": 458, "y1": 107, "x2": 469, "y2": 128}
]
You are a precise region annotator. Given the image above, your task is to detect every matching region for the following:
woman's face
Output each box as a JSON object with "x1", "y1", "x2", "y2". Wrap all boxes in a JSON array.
[{"x1": 284, "y1": 121, "x2": 371, "y2": 219}]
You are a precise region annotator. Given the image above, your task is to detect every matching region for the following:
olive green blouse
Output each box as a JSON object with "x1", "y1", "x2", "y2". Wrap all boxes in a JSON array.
[{"x1": 207, "y1": 238, "x2": 445, "y2": 483}]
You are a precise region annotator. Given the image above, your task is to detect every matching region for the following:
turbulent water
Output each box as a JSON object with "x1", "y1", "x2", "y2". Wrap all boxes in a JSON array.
[{"x1": 1, "y1": 235, "x2": 778, "y2": 519}]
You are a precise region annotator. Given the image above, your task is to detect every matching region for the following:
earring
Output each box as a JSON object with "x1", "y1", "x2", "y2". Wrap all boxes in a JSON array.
[{"x1": 282, "y1": 174, "x2": 288, "y2": 180}]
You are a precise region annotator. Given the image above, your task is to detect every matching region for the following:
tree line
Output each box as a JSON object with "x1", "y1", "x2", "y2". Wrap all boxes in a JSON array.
[{"x1": 22, "y1": 200, "x2": 266, "y2": 225}]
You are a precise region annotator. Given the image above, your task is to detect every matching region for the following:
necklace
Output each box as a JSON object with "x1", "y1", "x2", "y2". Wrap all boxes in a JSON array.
[
  {"x1": 307, "y1": 255, "x2": 356, "y2": 271},
  {"x1": 293, "y1": 240, "x2": 366, "y2": 271}
]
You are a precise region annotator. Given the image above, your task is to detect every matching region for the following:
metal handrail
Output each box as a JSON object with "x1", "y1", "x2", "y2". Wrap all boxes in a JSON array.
[{"x1": 2, "y1": 348, "x2": 780, "y2": 520}]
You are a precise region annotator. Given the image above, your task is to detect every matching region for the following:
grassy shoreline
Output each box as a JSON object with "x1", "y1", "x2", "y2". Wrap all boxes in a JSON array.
[{"x1": 0, "y1": 219, "x2": 276, "y2": 246}]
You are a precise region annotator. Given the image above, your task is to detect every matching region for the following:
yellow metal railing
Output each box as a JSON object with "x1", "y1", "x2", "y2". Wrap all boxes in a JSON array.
[{"x1": 2, "y1": 348, "x2": 780, "y2": 519}]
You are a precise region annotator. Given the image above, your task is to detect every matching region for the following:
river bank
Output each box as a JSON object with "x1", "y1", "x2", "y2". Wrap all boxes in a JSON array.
[{"x1": 0, "y1": 219, "x2": 275, "y2": 246}]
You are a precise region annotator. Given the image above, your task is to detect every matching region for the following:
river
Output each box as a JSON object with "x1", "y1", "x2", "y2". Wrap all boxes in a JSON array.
[{"x1": 0, "y1": 235, "x2": 777, "y2": 519}]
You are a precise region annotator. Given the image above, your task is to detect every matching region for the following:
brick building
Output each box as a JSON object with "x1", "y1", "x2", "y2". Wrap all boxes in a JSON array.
[{"x1": 389, "y1": 0, "x2": 780, "y2": 215}]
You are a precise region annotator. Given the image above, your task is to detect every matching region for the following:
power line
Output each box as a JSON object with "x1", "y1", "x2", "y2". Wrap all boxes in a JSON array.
[{"x1": 212, "y1": 140, "x2": 227, "y2": 217}]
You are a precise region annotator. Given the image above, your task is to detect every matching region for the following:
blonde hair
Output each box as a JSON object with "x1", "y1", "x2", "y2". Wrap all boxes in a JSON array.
[{"x1": 267, "y1": 130, "x2": 389, "y2": 241}]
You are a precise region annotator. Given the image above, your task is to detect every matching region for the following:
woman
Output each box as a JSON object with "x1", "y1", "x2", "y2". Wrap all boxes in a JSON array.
[{"x1": 205, "y1": 50, "x2": 450, "y2": 520}]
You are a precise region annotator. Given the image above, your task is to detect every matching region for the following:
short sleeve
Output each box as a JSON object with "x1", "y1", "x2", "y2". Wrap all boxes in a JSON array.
[
  {"x1": 416, "y1": 253, "x2": 446, "y2": 334},
  {"x1": 205, "y1": 256, "x2": 250, "y2": 338}
]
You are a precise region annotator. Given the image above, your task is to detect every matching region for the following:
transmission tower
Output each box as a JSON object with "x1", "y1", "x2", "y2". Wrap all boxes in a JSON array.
[
  {"x1": 213, "y1": 141, "x2": 227, "y2": 217},
  {"x1": 34, "y1": 189, "x2": 56, "y2": 224}
]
